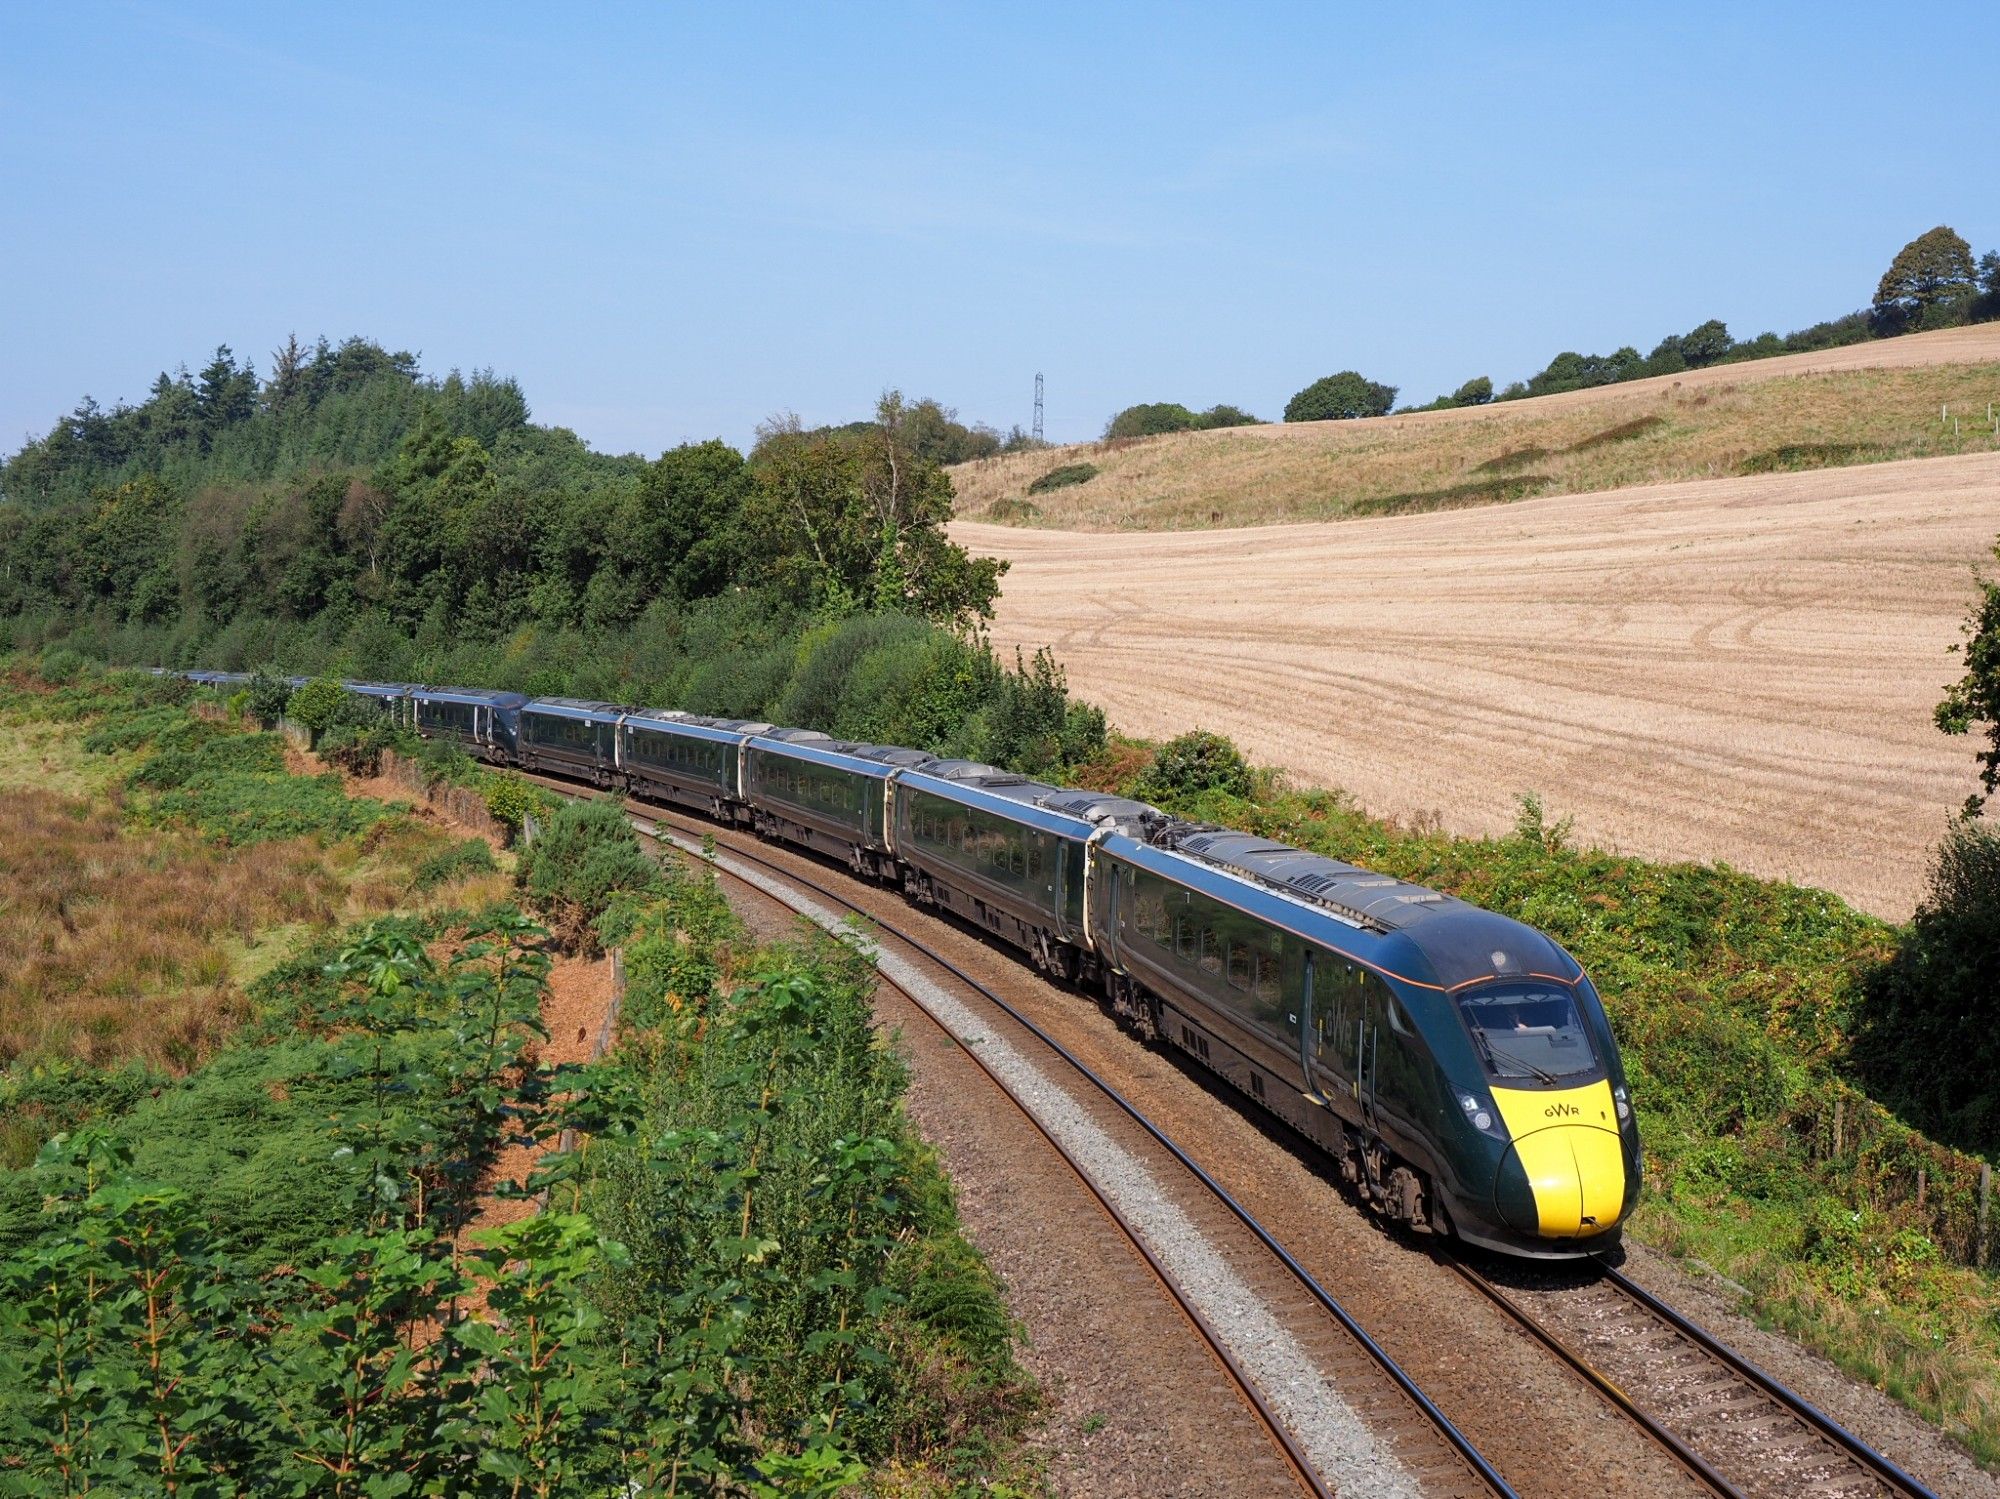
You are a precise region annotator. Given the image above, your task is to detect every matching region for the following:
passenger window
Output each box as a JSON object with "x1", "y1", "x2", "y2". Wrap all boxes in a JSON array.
[
  {"x1": 1227, "y1": 943, "x2": 1251, "y2": 992},
  {"x1": 1254, "y1": 950, "x2": 1280, "y2": 1005},
  {"x1": 1199, "y1": 928, "x2": 1222, "y2": 977},
  {"x1": 1175, "y1": 911, "x2": 1196, "y2": 961}
]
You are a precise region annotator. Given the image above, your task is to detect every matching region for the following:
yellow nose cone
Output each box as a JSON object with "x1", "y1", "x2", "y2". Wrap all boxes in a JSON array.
[{"x1": 1492, "y1": 1083, "x2": 1627, "y2": 1238}]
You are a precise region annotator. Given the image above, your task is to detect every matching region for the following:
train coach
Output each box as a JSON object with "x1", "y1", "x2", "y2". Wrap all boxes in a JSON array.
[{"x1": 174, "y1": 666, "x2": 1643, "y2": 1259}]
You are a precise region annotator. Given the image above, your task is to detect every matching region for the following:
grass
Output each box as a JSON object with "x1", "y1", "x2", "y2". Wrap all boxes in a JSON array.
[
  {"x1": 0, "y1": 665, "x2": 521, "y2": 1082},
  {"x1": 1078, "y1": 734, "x2": 2000, "y2": 1463},
  {"x1": 953, "y1": 352, "x2": 2000, "y2": 530}
]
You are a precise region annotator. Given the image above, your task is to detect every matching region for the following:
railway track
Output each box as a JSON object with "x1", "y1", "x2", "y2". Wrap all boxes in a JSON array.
[
  {"x1": 1443, "y1": 1253, "x2": 1938, "y2": 1499},
  {"x1": 516, "y1": 770, "x2": 1942, "y2": 1498},
  {"x1": 516, "y1": 773, "x2": 1511, "y2": 1496}
]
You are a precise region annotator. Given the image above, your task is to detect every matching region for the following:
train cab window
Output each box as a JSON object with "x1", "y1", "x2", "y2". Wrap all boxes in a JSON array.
[
  {"x1": 1457, "y1": 983, "x2": 1598, "y2": 1082},
  {"x1": 1027, "y1": 844, "x2": 1042, "y2": 881}
]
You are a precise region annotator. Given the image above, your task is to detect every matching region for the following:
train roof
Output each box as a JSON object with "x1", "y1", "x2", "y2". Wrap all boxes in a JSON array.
[
  {"x1": 1148, "y1": 826, "x2": 1578, "y2": 991},
  {"x1": 523, "y1": 696, "x2": 628, "y2": 719},
  {"x1": 412, "y1": 685, "x2": 529, "y2": 706}
]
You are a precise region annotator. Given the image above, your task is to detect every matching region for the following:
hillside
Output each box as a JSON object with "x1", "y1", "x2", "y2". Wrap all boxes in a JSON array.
[
  {"x1": 953, "y1": 323, "x2": 2000, "y2": 530},
  {"x1": 958, "y1": 450, "x2": 2000, "y2": 920}
]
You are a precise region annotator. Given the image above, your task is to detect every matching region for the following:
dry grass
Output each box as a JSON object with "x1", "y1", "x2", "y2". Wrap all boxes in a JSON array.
[
  {"x1": 0, "y1": 790, "x2": 343, "y2": 1071},
  {"x1": 953, "y1": 324, "x2": 2000, "y2": 531},
  {"x1": 961, "y1": 451, "x2": 2000, "y2": 920}
]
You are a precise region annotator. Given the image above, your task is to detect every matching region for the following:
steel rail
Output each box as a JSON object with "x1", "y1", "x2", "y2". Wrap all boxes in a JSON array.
[
  {"x1": 602, "y1": 789, "x2": 1516, "y2": 1498},
  {"x1": 1597, "y1": 1261, "x2": 1936, "y2": 1499},
  {"x1": 1438, "y1": 1252, "x2": 1743, "y2": 1497},
  {"x1": 623, "y1": 813, "x2": 1330, "y2": 1499}
]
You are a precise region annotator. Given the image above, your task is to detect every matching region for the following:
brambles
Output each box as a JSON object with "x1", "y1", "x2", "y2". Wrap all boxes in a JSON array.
[
  {"x1": 1133, "y1": 729, "x2": 1253, "y2": 802},
  {"x1": 1027, "y1": 461, "x2": 1099, "y2": 494}
]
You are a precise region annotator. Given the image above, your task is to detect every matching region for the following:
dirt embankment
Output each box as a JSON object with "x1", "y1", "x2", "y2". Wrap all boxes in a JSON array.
[{"x1": 960, "y1": 451, "x2": 2000, "y2": 920}]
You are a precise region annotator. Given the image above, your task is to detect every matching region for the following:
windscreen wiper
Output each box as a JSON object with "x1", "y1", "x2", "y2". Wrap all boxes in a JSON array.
[{"x1": 1483, "y1": 1038, "x2": 1562, "y2": 1087}]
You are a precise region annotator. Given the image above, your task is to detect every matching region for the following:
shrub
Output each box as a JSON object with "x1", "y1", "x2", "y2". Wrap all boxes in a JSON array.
[
  {"x1": 1133, "y1": 729, "x2": 1253, "y2": 802},
  {"x1": 1027, "y1": 462, "x2": 1099, "y2": 495},
  {"x1": 37, "y1": 648, "x2": 88, "y2": 684},
  {"x1": 247, "y1": 664, "x2": 292, "y2": 724},
  {"x1": 515, "y1": 795, "x2": 659, "y2": 950},
  {"x1": 1854, "y1": 821, "x2": 2000, "y2": 1155},
  {"x1": 411, "y1": 838, "x2": 499, "y2": 892},
  {"x1": 286, "y1": 676, "x2": 349, "y2": 734},
  {"x1": 1103, "y1": 402, "x2": 1201, "y2": 439},
  {"x1": 481, "y1": 774, "x2": 547, "y2": 842},
  {"x1": 1284, "y1": 371, "x2": 1397, "y2": 423}
]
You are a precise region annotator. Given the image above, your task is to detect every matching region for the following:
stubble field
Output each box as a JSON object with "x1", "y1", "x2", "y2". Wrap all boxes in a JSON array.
[{"x1": 958, "y1": 451, "x2": 2000, "y2": 919}]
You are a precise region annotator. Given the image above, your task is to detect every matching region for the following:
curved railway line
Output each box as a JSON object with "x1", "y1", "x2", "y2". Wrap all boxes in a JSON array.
[
  {"x1": 514, "y1": 770, "x2": 1948, "y2": 1499},
  {"x1": 602, "y1": 792, "x2": 1514, "y2": 1498}
]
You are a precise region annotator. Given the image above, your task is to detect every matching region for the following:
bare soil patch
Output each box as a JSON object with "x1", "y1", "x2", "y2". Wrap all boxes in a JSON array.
[
  {"x1": 954, "y1": 323, "x2": 2000, "y2": 531},
  {"x1": 960, "y1": 451, "x2": 2000, "y2": 919}
]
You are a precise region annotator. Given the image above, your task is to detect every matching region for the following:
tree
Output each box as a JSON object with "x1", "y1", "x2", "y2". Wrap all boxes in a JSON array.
[
  {"x1": 1984, "y1": 251, "x2": 2000, "y2": 297},
  {"x1": 1104, "y1": 402, "x2": 1201, "y2": 439},
  {"x1": 1284, "y1": 371, "x2": 1397, "y2": 423},
  {"x1": 1874, "y1": 226, "x2": 1977, "y2": 323},
  {"x1": 1936, "y1": 536, "x2": 2000, "y2": 814},
  {"x1": 1678, "y1": 319, "x2": 1734, "y2": 367}
]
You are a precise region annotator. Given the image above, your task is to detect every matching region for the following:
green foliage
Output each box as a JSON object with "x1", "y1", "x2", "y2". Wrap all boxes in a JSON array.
[
  {"x1": 515, "y1": 796, "x2": 659, "y2": 949},
  {"x1": 1935, "y1": 536, "x2": 2000, "y2": 814},
  {"x1": 285, "y1": 675, "x2": 349, "y2": 733},
  {"x1": 412, "y1": 837, "x2": 499, "y2": 892},
  {"x1": 36, "y1": 648, "x2": 87, "y2": 685},
  {"x1": 481, "y1": 773, "x2": 548, "y2": 842},
  {"x1": 125, "y1": 726, "x2": 399, "y2": 846},
  {"x1": 1875, "y1": 225, "x2": 1979, "y2": 325},
  {"x1": 1854, "y1": 821, "x2": 2000, "y2": 1155},
  {"x1": 246, "y1": 663, "x2": 291, "y2": 724},
  {"x1": 1133, "y1": 729, "x2": 1253, "y2": 801},
  {"x1": 1737, "y1": 442, "x2": 1884, "y2": 476},
  {"x1": 1102, "y1": 402, "x2": 1261, "y2": 439},
  {"x1": 1284, "y1": 370, "x2": 1397, "y2": 422},
  {"x1": 1026, "y1": 461, "x2": 1099, "y2": 494}
]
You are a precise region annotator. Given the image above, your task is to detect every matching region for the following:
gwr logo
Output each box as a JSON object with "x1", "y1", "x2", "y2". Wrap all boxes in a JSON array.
[{"x1": 1544, "y1": 1102, "x2": 1579, "y2": 1119}]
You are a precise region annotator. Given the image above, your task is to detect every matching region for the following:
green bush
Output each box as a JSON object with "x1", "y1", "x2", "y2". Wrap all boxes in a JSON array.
[
  {"x1": 515, "y1": 795, "x2": 659, "y2": 949},
  {"x1": 1284, "y1": 370, "x2": 1397, "y2": 423},
  {"x1": 1133, "y1": 729, "x2": 1254, "y2": 801},
  {"x1": 1027, "y1": 462, "x2": 1099, "y2": 494},
  {"x1": 1853, "y1": 821, "x2": 2000, "y2": 1155},
  {"x1": 36, "y1": 648, "x2": 88, "y2": 684},
  {"x1": 247, "y1": 664, "x2": 292, "y2": 724},
  {"x1": 411, "y1": 838, "x2": 499, "y2": 892},
  {"x1": 285, "y1": 676, "x2": 349, "y2": 734}
]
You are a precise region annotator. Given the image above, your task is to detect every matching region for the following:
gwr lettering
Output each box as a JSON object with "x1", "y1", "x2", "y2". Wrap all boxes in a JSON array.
[{"x1": 1544, "y1": 1102, "x2": 1579, "y2": 1118}]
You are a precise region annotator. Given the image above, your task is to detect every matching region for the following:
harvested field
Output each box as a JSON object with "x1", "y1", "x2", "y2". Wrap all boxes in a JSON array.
[
  {"x1": 953, "y1": 323, "x2": 2000, "y2": 531},
  {"x1": 958, "y1": 451, "x2": 2000, "y2": 920}
]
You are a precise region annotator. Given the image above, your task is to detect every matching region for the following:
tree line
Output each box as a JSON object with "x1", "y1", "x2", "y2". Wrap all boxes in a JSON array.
[{"x1": 1099, "y1": 223, "x2": 2000, "y2": 436}]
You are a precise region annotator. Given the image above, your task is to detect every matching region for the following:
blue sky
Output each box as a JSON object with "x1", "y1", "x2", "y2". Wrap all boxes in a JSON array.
[{"x1": 3, "y1": 3, "x2": 1994, "y2": 455}]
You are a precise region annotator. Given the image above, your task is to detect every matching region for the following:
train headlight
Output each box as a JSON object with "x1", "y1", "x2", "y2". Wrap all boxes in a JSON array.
[
  {"x1": 1614, "y1": 1084, "x2": 1632, "y2": 1123},
  {"x1": 1459, "y1": 1092, "x2": 1500, "y2": 1137}
]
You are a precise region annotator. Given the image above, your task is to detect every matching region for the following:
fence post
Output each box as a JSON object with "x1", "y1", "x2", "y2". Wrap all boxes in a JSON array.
[
  {"x1": 1833, "y1": 1097, "x2": 1844, "y2": 1159},
  {"x1": 1916, "y1": 1168, "x2": 1926, "y2": 1211},
  {"x1": 1980, "y1": 1163, "x2": 1992, "y2": 1271}
]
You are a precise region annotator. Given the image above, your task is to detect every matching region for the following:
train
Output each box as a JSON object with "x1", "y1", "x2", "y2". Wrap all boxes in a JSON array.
[{"x1": 173, "y1": 669, "x2": 1642, "y2": 1258}]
